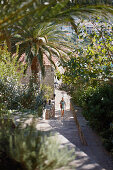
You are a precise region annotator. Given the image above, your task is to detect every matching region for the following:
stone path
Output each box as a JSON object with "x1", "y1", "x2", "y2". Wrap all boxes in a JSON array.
[
  {"x1": 53, "y1": 89, "x2": 113, "y2": 170},
  {"x1": 18, "y1": 89, "x2": 113, "y2": 170},
  {"x1": 37, "y1": 89, "x2": 113, "y2": 170}
]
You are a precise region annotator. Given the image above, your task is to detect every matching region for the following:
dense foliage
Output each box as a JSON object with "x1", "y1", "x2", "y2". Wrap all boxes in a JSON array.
[
  {"x1": 0, "y1": 44, "x2": 25, "y2": 81},
  {"x1": 70, "y1": 84, "x2": 113, "y2": 154},
  {"x1": 62, "y1": 19, "x2": 113, "y2": 86},
  {"x1": 0, "y1": 46, "x2": 43, "y2": 112},
  {"x1": 61, "y1": 18, "x2": 113, "y2": 154}
]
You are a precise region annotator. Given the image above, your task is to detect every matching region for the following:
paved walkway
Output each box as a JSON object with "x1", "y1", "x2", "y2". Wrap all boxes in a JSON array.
[
  {"x1": 53, "y1": 90, "x2": 113, "y2": 169},
  {"x1": 35, "y1": 90, "x2": 113, "y2": 170}
]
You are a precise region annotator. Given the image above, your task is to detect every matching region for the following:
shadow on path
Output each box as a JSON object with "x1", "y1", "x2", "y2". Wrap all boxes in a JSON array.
[{"x1": 49, "y1": 89, "x2": 113, "y2": 170}]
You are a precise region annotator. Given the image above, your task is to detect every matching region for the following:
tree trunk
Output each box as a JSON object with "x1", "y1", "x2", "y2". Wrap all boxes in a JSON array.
[{"x1": 31, "y1": 56, "x2": 39, "y2": 83}]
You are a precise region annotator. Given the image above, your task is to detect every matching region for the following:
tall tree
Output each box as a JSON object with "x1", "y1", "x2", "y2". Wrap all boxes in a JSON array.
[
  {"x1": 13, "y1": 22, "x2": 74, "y2": 77},
  {"x1": 62, "y1": 19, "x2": 113, "y2": 86}
]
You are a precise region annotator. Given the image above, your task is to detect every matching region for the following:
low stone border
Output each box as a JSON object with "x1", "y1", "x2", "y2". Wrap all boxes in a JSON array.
[
  {"x1": 43, "y1": 101, "x2": 55, "y2": 120},
  {"x1": 70, "y1": 99, "x2": 87, "y2": 146}
]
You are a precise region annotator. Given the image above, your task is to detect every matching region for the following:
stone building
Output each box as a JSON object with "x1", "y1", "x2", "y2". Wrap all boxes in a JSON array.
[
  {"x1": 20, "y1": 53, "x2": 57, "y2": 99},
  {"x1": 40, "y1": 55, "x2": 56, "y2": 99}
]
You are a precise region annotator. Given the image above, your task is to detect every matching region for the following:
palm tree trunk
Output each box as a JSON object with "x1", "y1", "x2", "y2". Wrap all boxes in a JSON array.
[{"x1": 31, "y1": 56, "x2": 39, "y2": 83}]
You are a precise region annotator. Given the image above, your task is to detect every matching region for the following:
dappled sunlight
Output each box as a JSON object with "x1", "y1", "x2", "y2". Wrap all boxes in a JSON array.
[
  {"x1": 51, "y1": 89, "x2": 113, "y2": 170},
  {"x1": 4, "y1": 88, "x2": 112, "y2": 170},
  {"x1": 36, "y1": 122, "x2": 52, "y2": 131}
]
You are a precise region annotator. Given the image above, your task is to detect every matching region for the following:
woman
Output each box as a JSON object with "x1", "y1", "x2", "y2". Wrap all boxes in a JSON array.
[{"x1": 60, "y1": 97, "x2": 66, "y2": 117}]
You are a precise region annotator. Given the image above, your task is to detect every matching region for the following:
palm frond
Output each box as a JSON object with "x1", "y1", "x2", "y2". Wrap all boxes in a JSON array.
[
  {"x1": 47, "y1": 43, "x2": 70, "y2": 57},
  {"x1": 42, "y1": 44, "x2": 57, "y2": 68}
]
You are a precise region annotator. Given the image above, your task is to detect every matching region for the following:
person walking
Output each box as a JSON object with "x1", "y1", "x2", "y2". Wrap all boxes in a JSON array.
[{"x1": 60, "y1": 97, "x2": 66, "y2": 117}]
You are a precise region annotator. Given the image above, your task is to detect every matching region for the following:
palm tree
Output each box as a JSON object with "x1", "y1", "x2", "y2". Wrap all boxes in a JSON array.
[
  {"x1": 0, "y1": 0, "x2": 112, "y2": 71},
  {"x1": 12, "y1": 21, "x2": 74, "y2": 80}
]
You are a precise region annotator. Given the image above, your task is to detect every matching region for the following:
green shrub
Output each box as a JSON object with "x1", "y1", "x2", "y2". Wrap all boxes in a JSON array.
[
  {"x1": 0, "y1": 44, "x2": 25, "y2": 82},
  {"x1": 0, "y1": 124, "x2": 75, "y2": 170},
  {"x1": 0, "y1": 45, "x2": 43, "y2": 115},
  {"x1": 82, "y1": 85, "x2": 113, "y2": 130},
  {"x1": 0, "y1": 77, "x2": 43, "y2": 116},
  {"x1": 101, "y1": 128, "x2": 113, "y2": 153},
  {"x1": 72, "y1": 84, "x2": 113, "y2": 153}
]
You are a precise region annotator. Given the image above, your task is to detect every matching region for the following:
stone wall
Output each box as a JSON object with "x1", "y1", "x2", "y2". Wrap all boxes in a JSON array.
[
  {"x1": 20, "y1": 64, "x2": 55, "y2": 100},
  {"x1": 43, "y1": 101, "x2": 55, "y2": 120},
  {"x1": 41, "y1": 65, "x2": 54, "y2": 99}
]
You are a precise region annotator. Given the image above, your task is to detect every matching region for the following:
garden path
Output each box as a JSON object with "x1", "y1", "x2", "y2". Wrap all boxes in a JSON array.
[
  {"x1": 48, "y1": 89, "x2": 113, "y2": 170},
  {"x1": 20, "y1": 89, "x2": 113, "y2": 170}
]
